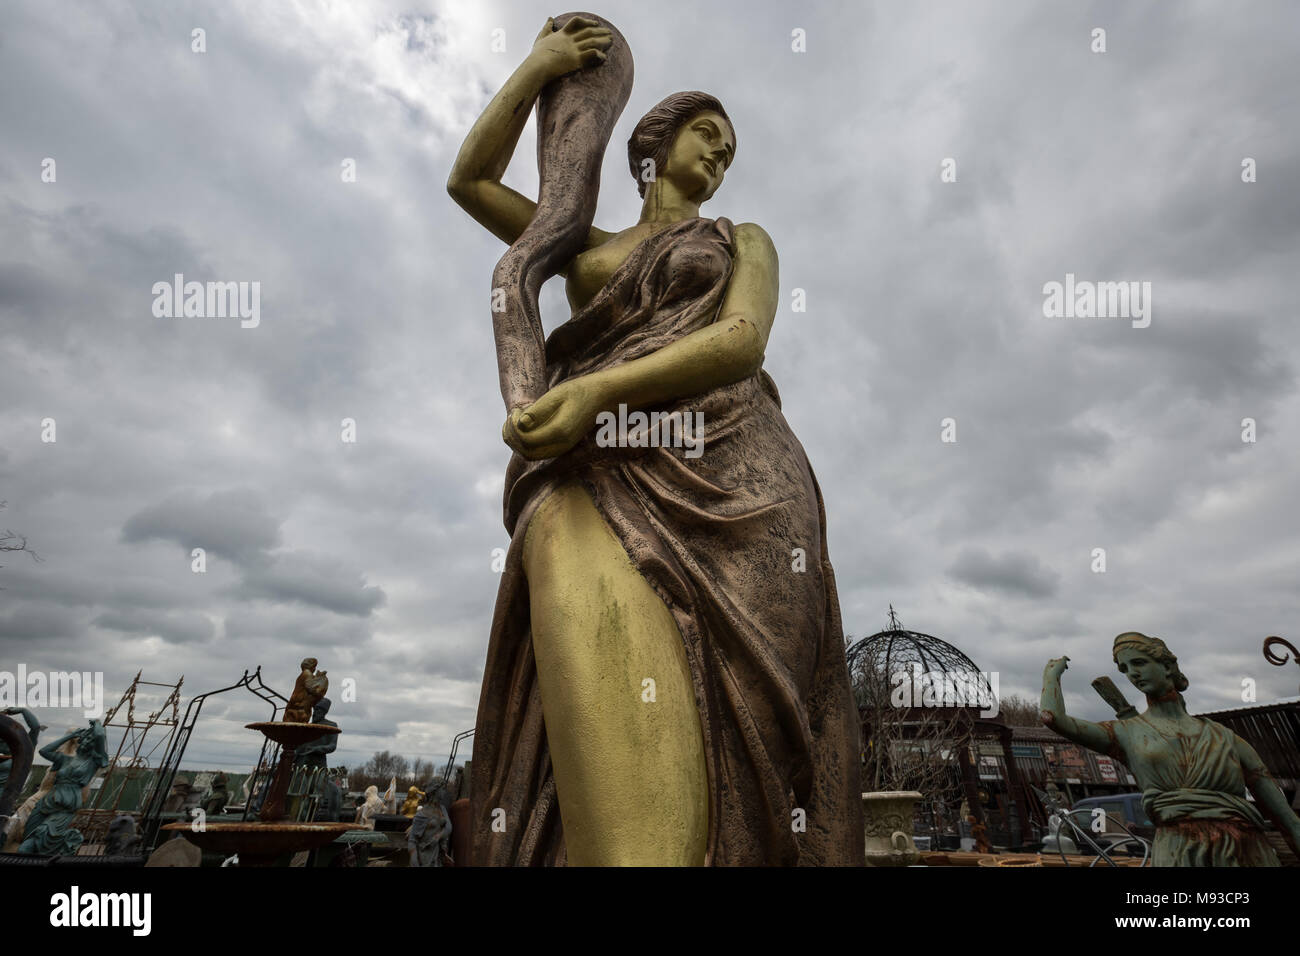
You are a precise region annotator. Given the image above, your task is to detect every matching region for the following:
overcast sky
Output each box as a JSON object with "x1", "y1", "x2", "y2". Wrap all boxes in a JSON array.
[{"x1": 2, "y1": 0, "x2": 1298, "y2": 776}]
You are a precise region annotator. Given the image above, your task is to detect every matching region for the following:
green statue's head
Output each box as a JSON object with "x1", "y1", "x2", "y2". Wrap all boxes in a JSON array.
[
  {"x1": 627, "y1": 91, "x2": 736, "y2": 202},
  {"x1": 1113, "y1": 631, "x2": 1188, "y2": 700},
  {"x1": 75, "y1": 719, "x2": 110, "y2": 767}
]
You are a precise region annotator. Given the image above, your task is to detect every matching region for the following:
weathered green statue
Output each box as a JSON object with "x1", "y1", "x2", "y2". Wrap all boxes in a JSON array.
[
  {"x1": 1041, "y1": 632, "x2": 1300, "y2": 866},
  {"x1": 17, "y1": 719, "x2": 109, "y2": 856}
]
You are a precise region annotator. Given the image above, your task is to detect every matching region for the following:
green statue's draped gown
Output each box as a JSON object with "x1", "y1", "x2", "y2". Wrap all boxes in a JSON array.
[
  {"x1": 17, "y1": 749, "x2": 99, "y2": 855},
  {"x1": 1104, "y1": 714, "x2": 1280, "y2": 866}
]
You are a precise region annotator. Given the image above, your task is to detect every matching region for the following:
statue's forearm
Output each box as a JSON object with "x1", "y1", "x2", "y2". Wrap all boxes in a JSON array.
[
  {"x1": 583, "y1": 225, "x2": 774, "y2": 411},
  {"x1": 1040, "y1": 676, "x2": 1066, "y2": 728},
  {"x1": 589, "y1": 319, "x2": 763, "y2": 412},
  {"x1": 1039, "y1": 675, "x2": 1116, "y2": 756},
  {"x1": 38, "y1": 740, "x2": 65, "y2": 761}
]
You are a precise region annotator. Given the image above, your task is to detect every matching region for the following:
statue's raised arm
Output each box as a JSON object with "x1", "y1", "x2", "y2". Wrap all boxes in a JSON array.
[
  {"x1": 1039, "y1": 656, "x2": 1115, "y2": 754},
  {"x1": 447, "y1": 13, "x2": 632, "y2": 413}
]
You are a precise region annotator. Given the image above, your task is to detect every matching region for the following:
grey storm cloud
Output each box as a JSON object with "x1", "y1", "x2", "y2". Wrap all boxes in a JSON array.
[
  {"x1": 223, "y1": 606, "x2": 374, "y2": 649},
  {"x1": 0, "y1": 603, "x2": 83, "y2": 646},
  {"x1": 121, "y1": 488, "x2": 282, "y2": 564},
  {"x1": 121, "y1": 489, "x2": 386, "y2": 616},
  {"x1": 92, "y1": 608, "x2": 215, "y2": 645},
  {"x1": 3, "y1": 0, "x2": 1299, "y2": 771},
  {"x1": 231, "y1": 550, "x2": 387, "y2": 617},
  {"x1": 947, "y1": 547, "x2": 1061, "y2": 599}
]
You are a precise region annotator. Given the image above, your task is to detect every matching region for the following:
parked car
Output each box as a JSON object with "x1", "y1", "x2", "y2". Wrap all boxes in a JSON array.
[{"x1": 1052, "y1": 793, "x2": 1154, "y2": 857}]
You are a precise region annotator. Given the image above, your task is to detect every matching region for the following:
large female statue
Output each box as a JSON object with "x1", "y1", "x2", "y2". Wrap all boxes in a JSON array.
[
  {"x1": 1041, "y1": 633, "x2": 1300, "y2": 866},
  {"x1": 449, "y1": 13, "x2": 864, "y2": 865}
]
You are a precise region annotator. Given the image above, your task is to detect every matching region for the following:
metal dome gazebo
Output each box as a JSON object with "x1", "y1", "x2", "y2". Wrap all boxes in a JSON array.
[{"x1": 846, "y1": 607, "x2": 1033, "y2": 849}]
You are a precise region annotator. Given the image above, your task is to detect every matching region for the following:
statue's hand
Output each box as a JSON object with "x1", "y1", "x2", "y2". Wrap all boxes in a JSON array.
[
  {"x1": 502, "y1": 379, "x2": 603, "y2": 461},
  {"x1": 1044, "y1": 657, "x2": 1070, "y2": 680},
  {"x1": 528, "y1": 15, "x2": 612, "y2": 79}
]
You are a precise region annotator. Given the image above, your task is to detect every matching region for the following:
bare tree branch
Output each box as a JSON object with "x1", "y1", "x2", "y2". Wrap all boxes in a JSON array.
[{"x1": 0, "y1": 501, "x2": 42, "y2": 579}]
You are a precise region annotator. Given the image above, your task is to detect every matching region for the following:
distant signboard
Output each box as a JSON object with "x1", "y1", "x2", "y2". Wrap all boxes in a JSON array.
[
  {"x1": 1095, "y1": 755, "x2": 1119, "y2": 782},
  {"x1": 1058, "y1": 746, "x2": 1087, "y2": 769},
  {"x1": 1011, "y1": 744, "x2": 1042, "y2": 759}
]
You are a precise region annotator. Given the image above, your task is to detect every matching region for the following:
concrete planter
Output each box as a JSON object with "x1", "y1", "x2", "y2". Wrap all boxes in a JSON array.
[{"x1": 861, "y1": 791, "x2": 922, "y2": 867}]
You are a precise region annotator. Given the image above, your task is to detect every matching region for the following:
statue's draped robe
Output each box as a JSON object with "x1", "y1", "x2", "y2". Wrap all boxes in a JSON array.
[
  {"x1": 18, "y1": 751, "x2": 93, "y2": 855},
  {"x1": 1107, "y1": 714, "x2": 1280, "y2": 867},
  {"x1": 470, "y1": 217, "x2": 864, "y2": 865},
  {"x1": 408, "y1": 803, "x2": 453, "y2": 867}
]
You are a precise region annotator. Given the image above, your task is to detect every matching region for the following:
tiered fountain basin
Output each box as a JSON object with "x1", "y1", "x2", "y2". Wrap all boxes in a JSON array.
[{"x1": 162, "y1": 721, "x2": 361, "y2": 866}]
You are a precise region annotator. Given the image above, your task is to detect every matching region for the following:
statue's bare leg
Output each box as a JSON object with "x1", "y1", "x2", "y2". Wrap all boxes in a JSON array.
[{"x1": 523, "y1": 480, "x2": 708, "y2": 865}]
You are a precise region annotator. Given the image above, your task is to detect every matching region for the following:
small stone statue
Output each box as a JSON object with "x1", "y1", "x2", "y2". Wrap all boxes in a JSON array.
[
  {"x1": 163, "y1": 779, "x2": 193, "y2": 813},
  {"x1": 203, "y1": 772, "x2": 231, "y2": 816},
  {"x1": 317, "y1": 771, "x2": 343, "y2": 823},
  {"x1": 400, "y1": 786, "x2": 424, "y2": 817},
  {"x1": 407, "y1": 792, "x2": 453, "y2": 867},
  {"x1": 354, "y1": 785, "x2": 384, "y2": 830},
  {"x1": 293, "y1": 698, "x2": 339, "y2": 770},
  {"x1": 106, "y1": 814, "x2": 142, "y2": 856},
  {"x1": 1042, "y1": 632, "x2": 1300, "y2": 866},
  {"x1": 284, "y1": 658, "x2": 329, "y2": 724},
  {"x1": 18, "y1": 719, "x2": 109, "y2": 855}
]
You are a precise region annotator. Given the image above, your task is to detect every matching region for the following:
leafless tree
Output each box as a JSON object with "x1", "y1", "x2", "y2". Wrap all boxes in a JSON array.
[
  {"x1": 349, "y1": 750, "x2": 411, "y2": 793},
  {"x1": 855, "y1": 651, "x2": 968, "y2": 837},
  {"x1": 0, "y1": 501, "x2": 41, "y2": 587},
  {"x1": 997, "y1": 693, "x2": 1042, "y2": 727}
]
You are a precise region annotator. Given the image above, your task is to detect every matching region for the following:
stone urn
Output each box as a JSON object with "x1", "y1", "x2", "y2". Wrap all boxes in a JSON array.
[{"x1": 861, "y1": 791, "x2": 922, "y2": 867}]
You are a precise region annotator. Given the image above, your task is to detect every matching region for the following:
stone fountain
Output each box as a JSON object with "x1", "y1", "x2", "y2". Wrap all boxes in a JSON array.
[{"x1": 163, "y1": 660, "x2": 360, "y2": 865}]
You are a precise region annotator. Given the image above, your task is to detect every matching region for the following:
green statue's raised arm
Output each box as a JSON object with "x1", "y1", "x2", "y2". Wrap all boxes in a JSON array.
[{"x1": 1039, "y1": 656, "x2": 1117, "y2": 755}]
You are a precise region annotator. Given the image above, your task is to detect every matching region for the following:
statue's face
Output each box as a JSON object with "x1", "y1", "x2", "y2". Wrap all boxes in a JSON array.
[
  {"x1": 1116, "y1": 648, "x2": 1173, "y2": 696},
  {"x1": 663, "y1": 111, "x2": 735, "y2": 202}
]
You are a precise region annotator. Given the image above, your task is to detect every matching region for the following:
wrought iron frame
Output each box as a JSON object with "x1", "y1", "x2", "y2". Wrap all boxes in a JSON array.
[
  {"x1": 1032, "y1": 783, "x2": 1151, "y2": 867},
  {"x1": 138, "y1": 666, "x2": 285, "y2": 851}
]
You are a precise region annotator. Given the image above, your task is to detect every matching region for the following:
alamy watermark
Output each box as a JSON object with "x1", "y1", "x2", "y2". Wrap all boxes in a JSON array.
[
  {"x1": 49, "y1": 886, "x2": 150, "y2": 936},
  {"x1": 151, "y1": 273, "x2": 260, "y2": 328},
  {"x1": 890, "y1": 663, "x2": 1000, "y2": 719},
  {"x1": 1042, "y1": 273, "x2": 1151, "y2": 328},
  {"x1": 595, "y1": 403, "x2": 705, "y2": 459},
  {"x1": 0, "y1": 665, "x2": 104, "y2": 718}
]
